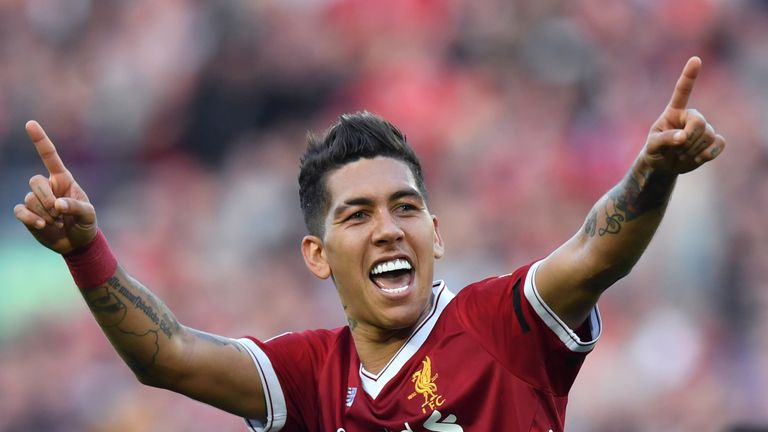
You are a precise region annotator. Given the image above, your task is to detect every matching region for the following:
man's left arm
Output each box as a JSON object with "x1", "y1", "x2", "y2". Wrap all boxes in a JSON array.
[{"x1": 535, "y1": 56, "x2": 726, "y2": 329}]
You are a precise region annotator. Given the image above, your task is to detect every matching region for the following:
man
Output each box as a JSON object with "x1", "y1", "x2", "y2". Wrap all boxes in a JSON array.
[{"x1": 14, "y1": 57, "x2": 724, "y2": 431}]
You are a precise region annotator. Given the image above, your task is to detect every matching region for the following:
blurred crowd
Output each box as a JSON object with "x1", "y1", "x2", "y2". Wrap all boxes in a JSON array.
[{"x1": 1, "y1": 0, "x2": 767, "y2": 431}]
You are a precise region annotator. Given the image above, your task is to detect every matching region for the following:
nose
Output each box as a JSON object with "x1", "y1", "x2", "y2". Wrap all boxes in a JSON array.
[{"x1": 372, "y1": 210, "x2": 404, "y2": 246}]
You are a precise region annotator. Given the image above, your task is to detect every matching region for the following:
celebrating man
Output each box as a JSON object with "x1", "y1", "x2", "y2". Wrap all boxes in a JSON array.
[{"x1": 15, "y1": 57, "x2": 724, "y2": 431}]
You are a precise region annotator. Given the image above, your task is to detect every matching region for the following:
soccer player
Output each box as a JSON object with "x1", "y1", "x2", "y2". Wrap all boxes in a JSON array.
[{"x1": 14, "y1": 57, "x2": 724, "y2": 431}]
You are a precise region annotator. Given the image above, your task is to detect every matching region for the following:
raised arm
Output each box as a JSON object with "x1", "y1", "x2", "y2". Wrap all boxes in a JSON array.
[
  {"x1": 535, "y1": 57, "x2": 726, "y2": 328},
  {"x1": 13, "y1": 121, "x2": 266, "y2": 419}
]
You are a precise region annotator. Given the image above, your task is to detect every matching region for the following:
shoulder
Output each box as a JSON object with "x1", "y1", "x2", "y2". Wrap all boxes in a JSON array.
[
  {"x1": 262, "y1": 326, "x2": 350, "y2": 351},
  {"x1": 270, "y1": 326, "x2": 347, "y2": 341},
  {"x1": 237, "y1": 327, "x2": 352, "y2": 391},
  {"x1": 441, "y1": 263, "x2": 537, "y2": 336},
  {"x1": 453, "y1": 263, "x2": 533, "y2": 300}
]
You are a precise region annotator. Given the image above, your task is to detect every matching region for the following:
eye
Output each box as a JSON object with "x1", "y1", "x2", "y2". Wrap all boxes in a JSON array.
[
  {"x1": 395, "y1": 203, "x2": 418, "y2": 213},
  {"x1": 346, "y1": 211, "x2": 367, "y2": 221}
]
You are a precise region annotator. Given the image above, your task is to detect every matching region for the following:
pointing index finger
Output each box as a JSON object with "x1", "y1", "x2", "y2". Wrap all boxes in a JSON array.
[
  {"x1": 667, "y1": 56, "x2": 702, "y2": 110},
  {"x1": 26, "y1": 120, "x2": 67, "y2": 175}
]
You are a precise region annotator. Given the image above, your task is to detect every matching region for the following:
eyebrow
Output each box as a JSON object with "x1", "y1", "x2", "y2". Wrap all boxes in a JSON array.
[
  {"x1": 332, "y1": 188, "x2": 424, "y2": 219},
  {"x1": 390, "y1": 188, "x2": 423, "y2": 203}
]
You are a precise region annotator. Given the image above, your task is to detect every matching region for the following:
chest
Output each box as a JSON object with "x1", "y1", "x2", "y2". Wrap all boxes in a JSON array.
[{"x1": 315, "y1": 328, "x2": 559, "y2": 432}]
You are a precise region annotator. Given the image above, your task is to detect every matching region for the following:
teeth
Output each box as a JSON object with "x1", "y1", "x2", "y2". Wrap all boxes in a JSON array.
[
  {"x1": 380, "y1": 286, "x2": 408, "y2": 294},
  {"x1": 370, "y1": 258, "x2": 412, "y2": 276}
]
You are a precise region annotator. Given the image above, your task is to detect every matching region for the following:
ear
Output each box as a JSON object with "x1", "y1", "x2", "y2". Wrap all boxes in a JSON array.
[
  {"x1": 431, "y1": 215, "x2": 445, "y2": 259},
  {"x1": 301, "y1": 235, "x2": 332, "y2": 279}
]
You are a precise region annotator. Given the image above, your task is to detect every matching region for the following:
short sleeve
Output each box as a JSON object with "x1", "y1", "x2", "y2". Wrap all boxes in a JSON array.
[
  {"x1": 238, "y1": 330, "x2": 335, "y2": 431},
  {"x1": 454, "y1": 260, "x2": 601, "y2": 395}
]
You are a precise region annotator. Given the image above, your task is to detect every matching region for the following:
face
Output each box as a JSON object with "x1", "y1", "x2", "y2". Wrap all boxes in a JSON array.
[{"x1": 301, "y1": 157, "x2": 444, "y2": 337}]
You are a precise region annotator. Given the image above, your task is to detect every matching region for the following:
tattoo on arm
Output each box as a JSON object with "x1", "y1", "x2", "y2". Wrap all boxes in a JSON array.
[
  {"x1": 586, "y1": 168, "x2": 675, "y2": 237},
  {"x1": 106, "y1": 276, "x2": 180, "y2": 338},
  {"x1": 85, "y1": 286, "x2": 128, "y2": 327},
  {"x1": 599, "y1": 207, "x2": 625, "y2": 236},
  {"x1": 584, "y1": 209, "x2": 597, "y2": 236},
  {"x1": 84, "y1": 276, "x2": 181, "y2": 371}
]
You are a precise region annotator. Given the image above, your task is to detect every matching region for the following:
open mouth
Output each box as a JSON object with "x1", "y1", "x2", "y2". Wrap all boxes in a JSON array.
[{"x1": 369, "y1": 258, "x2": 414, "y2": 295}]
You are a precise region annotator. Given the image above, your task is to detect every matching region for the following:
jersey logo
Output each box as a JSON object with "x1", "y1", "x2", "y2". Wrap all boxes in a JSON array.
[
  {"x1": 407, "y1": 356, "x2": 445, "y2": 414},
  {"x1": 398, "y1": 411, "x2": 464, "y2": 432},
  {"x1": 345, "y1": 387, "x2": 357, "y2": 407}
]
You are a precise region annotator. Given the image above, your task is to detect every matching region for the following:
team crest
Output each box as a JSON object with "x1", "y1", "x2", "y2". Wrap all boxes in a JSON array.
[{"x1": 407, "y1": 356, "x2": 446, "y2": 414}]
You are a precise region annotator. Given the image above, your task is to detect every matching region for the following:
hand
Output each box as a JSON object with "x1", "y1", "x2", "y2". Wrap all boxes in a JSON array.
[
  {"x1": 13, "y1": 121, "x2": 97, "y2": 254},
  {"x1": 642, "y1": 56, "x2": 726, "y2": 175}
]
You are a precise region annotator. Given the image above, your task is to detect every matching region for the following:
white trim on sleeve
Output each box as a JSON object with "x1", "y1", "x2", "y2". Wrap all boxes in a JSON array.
[
  {"x1": 523, "y1": 260, "x2": 602, "y2": 353},
  {"x1": 236, "y1": 337, "x2": 288, "y2": 431}
]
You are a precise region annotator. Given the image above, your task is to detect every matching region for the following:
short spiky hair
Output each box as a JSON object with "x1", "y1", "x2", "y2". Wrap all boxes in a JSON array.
[{"x1": 299, "y1": 111, "x2": 427, "y2": 237}]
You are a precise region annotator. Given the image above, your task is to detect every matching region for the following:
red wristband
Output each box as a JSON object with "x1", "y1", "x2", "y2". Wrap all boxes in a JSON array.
[{"x1": 63, "y1": 230, "x2": 118, "y2": 291}]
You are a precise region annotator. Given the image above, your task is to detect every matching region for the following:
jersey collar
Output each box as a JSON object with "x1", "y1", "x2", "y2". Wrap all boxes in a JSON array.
[{"x1": 359, "y1": 280, "x2": 453, "y2": 399}]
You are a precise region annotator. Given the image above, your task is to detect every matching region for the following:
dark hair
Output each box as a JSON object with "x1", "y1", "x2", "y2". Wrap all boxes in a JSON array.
[{"x1": 299, "y1": 111, "x2": 427, "y2": 237}]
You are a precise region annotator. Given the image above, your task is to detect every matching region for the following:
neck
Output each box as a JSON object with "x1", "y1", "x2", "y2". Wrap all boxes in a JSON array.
[
  {"x1": 350, "y1": 292, "x2": 436, "y2": 375},
  {"x1": 352, "y1": 325, "x2": 413, "y2": 375}
]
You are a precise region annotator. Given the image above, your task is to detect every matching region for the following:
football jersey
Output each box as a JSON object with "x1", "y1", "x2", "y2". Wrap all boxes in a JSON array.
[{"x1": 237, "y1": 260, "x2": 601, "y2": 432}]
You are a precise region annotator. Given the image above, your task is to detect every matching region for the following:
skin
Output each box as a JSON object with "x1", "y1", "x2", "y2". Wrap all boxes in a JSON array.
[
  {"x1": 300, "y1": 157, "x2": 444, "y2": 373},
  {"x1": 13, "y1": 56, "x2": 725, "y2": 424},
  {"x1": 536, "y1": 56, "x2": 726, "y2": 328},
  {"x1": 13, "y1": 121, "x2": 266, "y2": 419}
]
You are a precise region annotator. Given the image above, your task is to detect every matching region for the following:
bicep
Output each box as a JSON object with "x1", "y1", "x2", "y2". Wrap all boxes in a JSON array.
[
  {"x1": 164, "y1": 327, "x2": 267, "y2": 420},
  {"x1": 535, "y1": 233, "x2": 610, "y2": 329}
]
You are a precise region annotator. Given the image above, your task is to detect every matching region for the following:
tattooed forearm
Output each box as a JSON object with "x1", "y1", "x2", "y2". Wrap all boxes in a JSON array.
[
  {"x1": 84, "y1": 286, "x2": 128, "y2": 327},
  {"x1": 84, "y1": 282, "x2": 161, "y2": 369},
  {"x1": 83, "y1": 274, "x2": 183, "y2": 372},
  {"x1": 610, "y1": 169, "x2": 673, "y2": 222},
  {"x1": 107, "y1": 276, "x2": 179, "y2": 338},
  {"x1": 586, "y1": 167, "x2": 675, "y2": 237},
  {"x1": 598, "y1": 206, "x2": 625, "y2": 236}
]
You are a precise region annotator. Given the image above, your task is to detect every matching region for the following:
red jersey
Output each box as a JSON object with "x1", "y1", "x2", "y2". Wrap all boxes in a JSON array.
[{"x1": 238, "y1": 261, "x2": 601, "y2": 432}]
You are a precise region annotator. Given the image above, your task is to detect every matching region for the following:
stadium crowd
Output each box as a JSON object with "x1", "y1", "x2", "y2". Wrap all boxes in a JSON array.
[{"x1": 1, "y1": 0, "x2": 766, "y2": 430}]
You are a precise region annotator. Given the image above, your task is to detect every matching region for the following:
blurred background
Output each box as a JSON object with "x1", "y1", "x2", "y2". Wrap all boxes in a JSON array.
[{"x1": 0, "y1": 0, "x2": 766, "y2": 430}]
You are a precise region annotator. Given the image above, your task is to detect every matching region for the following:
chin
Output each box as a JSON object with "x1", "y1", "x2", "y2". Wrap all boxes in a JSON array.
[{"x1": 378, "y1": 306, "x2": 426, "y2": 331}]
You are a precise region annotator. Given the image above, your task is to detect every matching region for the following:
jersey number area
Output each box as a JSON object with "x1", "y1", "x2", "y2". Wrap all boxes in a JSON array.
[{"x1": 337, "y1": 409, "x2": 463, "y2": 432}]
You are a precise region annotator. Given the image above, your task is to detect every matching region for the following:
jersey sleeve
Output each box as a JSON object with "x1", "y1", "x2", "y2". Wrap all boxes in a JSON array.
[
  {"x1": 237, "y1": 330, "x2": 334, "y2": 431},
  {"x1": 454, "y1": 260, "x2": 602, "y2": 395}
]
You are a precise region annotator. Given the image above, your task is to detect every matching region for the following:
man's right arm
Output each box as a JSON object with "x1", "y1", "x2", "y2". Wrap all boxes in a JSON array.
[
  {"x1": 84, "y1": 265, "x2": 266, "y2": 418},
  {"x1": 14, "y1": 121, "x2": 267, "y2": 420}
]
